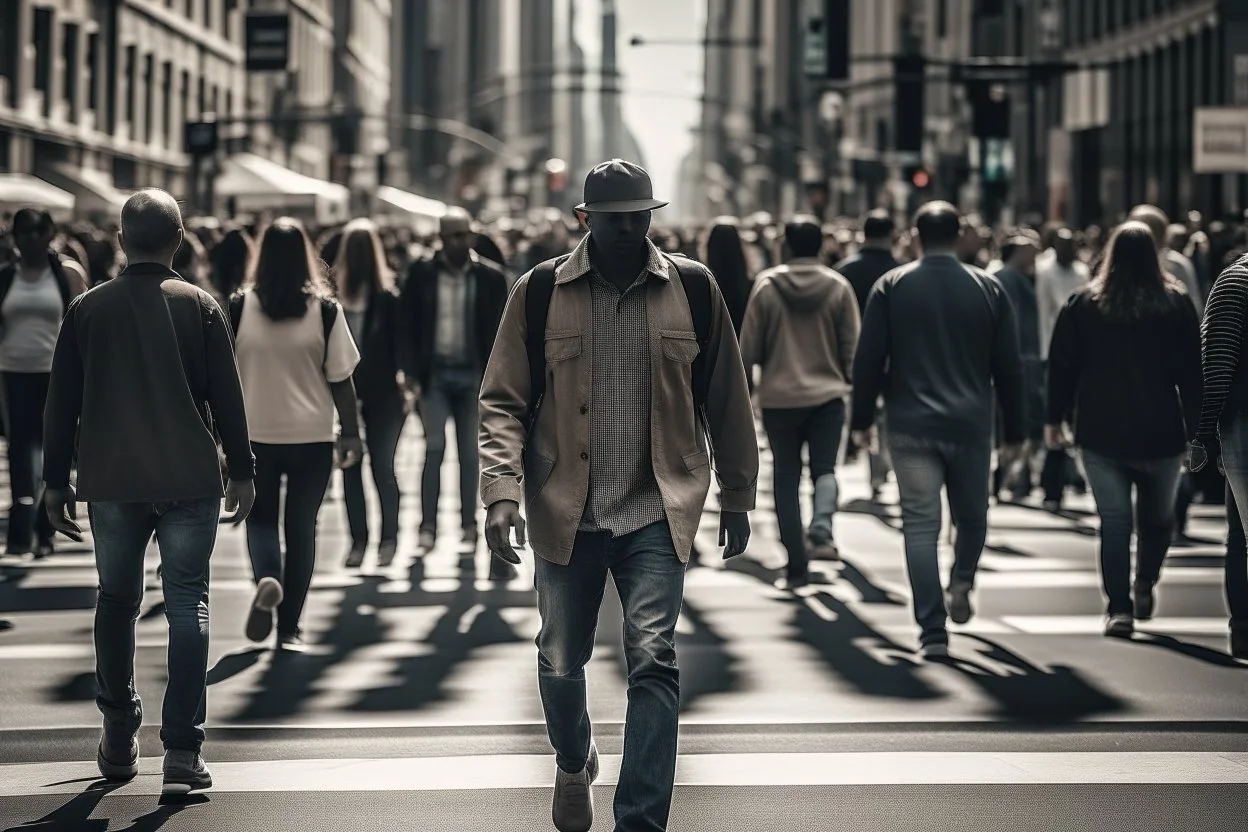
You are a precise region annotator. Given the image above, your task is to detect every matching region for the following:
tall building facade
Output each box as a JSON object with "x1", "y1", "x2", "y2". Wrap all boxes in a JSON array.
[{"x1": 333, "y1": 0, "x2": 391, "y2": 206}]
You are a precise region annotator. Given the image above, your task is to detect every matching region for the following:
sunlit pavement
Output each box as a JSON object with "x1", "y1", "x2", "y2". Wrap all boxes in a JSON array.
[{"x1": 1, "y1": 424, "x2": 1246, "y2": 830}]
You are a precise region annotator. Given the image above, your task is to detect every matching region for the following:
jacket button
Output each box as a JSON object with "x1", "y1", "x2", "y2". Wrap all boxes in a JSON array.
[
  {"x1": 580, "y1": 452, "x2": 588, "y2": 460},
  {"x1": 580, "y1": 405, "x2": 589, "y2": 414}
]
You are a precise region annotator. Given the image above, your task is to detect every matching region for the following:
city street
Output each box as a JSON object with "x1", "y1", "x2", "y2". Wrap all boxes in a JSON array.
[{"x1": 0, "y1": 425, "x2": 1245, "y2": 831}]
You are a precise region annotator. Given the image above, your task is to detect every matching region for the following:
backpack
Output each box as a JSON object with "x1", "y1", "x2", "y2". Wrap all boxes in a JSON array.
[
  {"x1": 228, "y1": 293, "x2": 338, "y2": 370},
  {"x1": 0, "y1": 253, "x2": 74, "y2": 322},
  {"x1": 524, "y1": 252, "x2": 715, "y2": 430}
]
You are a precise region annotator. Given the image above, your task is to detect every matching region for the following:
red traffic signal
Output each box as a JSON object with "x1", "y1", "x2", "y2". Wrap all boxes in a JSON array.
[{"x1": 909, "y1": 167, "x2": 931, "y2": 189}]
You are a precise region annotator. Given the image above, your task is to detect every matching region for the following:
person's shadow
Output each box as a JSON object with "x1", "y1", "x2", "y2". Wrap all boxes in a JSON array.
[{"x1": 3, "y1": 780, "x2": 207, "y2": 832}]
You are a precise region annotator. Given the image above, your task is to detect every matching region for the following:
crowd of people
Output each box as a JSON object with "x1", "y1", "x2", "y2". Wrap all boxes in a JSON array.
[{"x1": 0, "y1": 155, "x2": 1245, "y2": 829}]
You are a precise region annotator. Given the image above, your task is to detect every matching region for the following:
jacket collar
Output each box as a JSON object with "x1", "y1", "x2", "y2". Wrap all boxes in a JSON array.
[
  {"x1": 119, "y1": 262, "x2": 179, "y2": 277},
  {"x1": 554, "y1": 234, "x2": 670, "y2": 286},
  {"x1": 436, "y1": 248, "x2": 482, "y2": 273}
]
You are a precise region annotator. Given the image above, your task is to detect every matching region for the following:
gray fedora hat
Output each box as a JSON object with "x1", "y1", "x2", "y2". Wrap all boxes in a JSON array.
[{"x1": 575, "y1": 159, "x2": 669, "y2": 213}]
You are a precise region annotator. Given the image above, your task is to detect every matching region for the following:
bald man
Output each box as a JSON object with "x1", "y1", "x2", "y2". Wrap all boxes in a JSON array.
[
  {"x1": 399, "y1": 207, "x2": 509, "y2": 560},
  {"x1": 42, "y1": 188, "x2": 255, "y2": 794}
]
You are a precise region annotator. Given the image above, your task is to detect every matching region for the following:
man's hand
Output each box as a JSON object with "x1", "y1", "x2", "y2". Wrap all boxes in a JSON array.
[
  {"x1": 44, "y1": 487, "x2": 83, "y2": 542},
  {"x1": 1044, "y1": 424, "x2": 1072, "y2": 450},
  {"x1": 851, "y1": 426, "x2": 878, "y2": 454},
  {"x1": 720, "y1": 511, "x2": 750, "y2": 559},
  {"x1": 485, "y1": 500, "x2": 525, "y2": 565},
  {"x1": 998, "y1": 442, "x2": 1025, "y2": 471},
  {"x1": 222, "y1": 479, "x2": 256, "y2": 525},
  {"x1": 336, "y1": 435, "x2": 365, "y2": 469}
]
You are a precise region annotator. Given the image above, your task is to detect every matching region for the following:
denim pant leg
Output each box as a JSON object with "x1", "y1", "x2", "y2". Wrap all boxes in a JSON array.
[
  {"x1": 609, "y1": 521, "x2": 686, "y2": 832},
  {"x1": 90, "y1": 502, "x2": 158, "y2": 739},
  {"x1": 448, "y1": 371, "x2": 481, "y2": 531},
  {"x1": 1081, "y1": 450, "x2": 1135, "y2": 616},
  {"x1": 1225, "y1": 482, "x2": 1248, "y2": 634},
  {"x1": 1132, "y1": 456, "x2": 1183, "y2": 587},
  {"x1": 762, "y1": 408, "x2": 809, "y2": 578},
  {"x1": 534, "y1": 535, "x2": 610, "y2": 774},
  {"x1": 942, "y1": 440, "x2": 992, "y2": 587},
  {"x1": 806, "y1": 399, "x2": 846, "y2": 543},
  {"x1": 888, "y1": 433, "x2": 948, "y2": 644},
  {"x1": 153, "y1": 498, "x2": 219, "y2": 752},
  {"x1": 418, "y1": 376, "x2": 453, "y2": 532}
]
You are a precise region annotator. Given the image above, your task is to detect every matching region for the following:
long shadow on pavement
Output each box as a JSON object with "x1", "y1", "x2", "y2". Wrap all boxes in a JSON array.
[
  {"x1": 2, "y1": 780, "x2": 206, "y2": 832},
  {"x1": 1127, "y1": 633, "x2": 1247, "y2": 670}
]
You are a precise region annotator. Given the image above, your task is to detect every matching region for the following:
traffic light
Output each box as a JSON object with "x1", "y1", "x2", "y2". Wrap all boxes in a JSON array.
[
  {"x1": 893, "y1": 54, "x2": 926, "y2": 154},
  {"x1": 969, "y1": 82, "x2": 1011, "y2": 139},
  {"x1": 806, "y1": 0, "x2": 850, "y2": 81},
  {"x1": 904, "y1": 165, "x2": 932, "y2": 191}
]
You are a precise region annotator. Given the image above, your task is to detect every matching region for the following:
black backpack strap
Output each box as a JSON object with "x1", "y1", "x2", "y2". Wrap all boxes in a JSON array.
[
  {"x1": 47, "y1": 253, "x2": 73, "y2": 311},
  {"x1": 524, "y1": 256, "x2": 568, "y2": 425},
  {"x1": 665, "y1": 254, "x2": 714, "y2": 409},
  {"x1": 227, "y1": 294, "x2": 244, "y2": 340},
  {"x1": 319, "y1": 297, "x2": 338, "y2": 371}
]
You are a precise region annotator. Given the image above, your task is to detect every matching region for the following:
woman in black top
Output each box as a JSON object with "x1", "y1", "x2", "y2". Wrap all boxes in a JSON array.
[
  {"x1": 333, "y1": 219, "x2": 407, "y2": 568},
  {"x1": 1046, "y1": 221, "x2": 1201, "y2": 639},
  {"x1": 703, "y1": 221, "x2": 751, "y2": 337}
]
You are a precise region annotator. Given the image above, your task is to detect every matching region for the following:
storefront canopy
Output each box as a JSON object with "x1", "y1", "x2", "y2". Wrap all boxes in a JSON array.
[
  {"x1": 376, "y1": 186, "x2": 447, "y2": 225},
  {"x1": 39, "y1": 164, "x2": 129, "y2": 218},
  {"x1": 216, "y1": 153, "x2": 349, "y2": 225},
  {"x1": 0, "y1": 174, "x2": 76, "y2": 218}
]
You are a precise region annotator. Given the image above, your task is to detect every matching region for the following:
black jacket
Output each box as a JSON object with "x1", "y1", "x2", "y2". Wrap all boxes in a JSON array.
[
  {"x1": 835, "y1": 248, "x2": 900, "y2": 316},
  {"x1": 399, "y1": 251, "x2": 508, "y2": 386},
  {"x1": 350, "y1": 287, "x2": 404, "y2": 405}
]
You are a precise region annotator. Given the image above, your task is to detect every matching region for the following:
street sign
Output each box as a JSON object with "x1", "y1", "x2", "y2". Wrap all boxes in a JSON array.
[
  {"x1": 1194, "y1": 107, "x2": 1248, "y2": 173},
  {"x1": 246, "y1": 13, "x2": 290, "y2": 72}
]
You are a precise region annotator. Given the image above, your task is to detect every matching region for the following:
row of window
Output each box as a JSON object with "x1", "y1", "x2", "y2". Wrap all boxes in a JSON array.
[{"x1": 1063, "y1": 0, "x2": 1208, "y2": 47}]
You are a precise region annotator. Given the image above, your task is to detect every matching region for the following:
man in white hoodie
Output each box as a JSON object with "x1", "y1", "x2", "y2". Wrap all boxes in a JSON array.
[{"x1": 740, "y1": 216, "x2": 860, "y2": 590}]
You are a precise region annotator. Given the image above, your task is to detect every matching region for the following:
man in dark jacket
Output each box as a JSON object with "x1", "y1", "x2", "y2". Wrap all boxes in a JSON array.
[{"x1": 400, "y1": 208, "x2": 508, "y2": 555}]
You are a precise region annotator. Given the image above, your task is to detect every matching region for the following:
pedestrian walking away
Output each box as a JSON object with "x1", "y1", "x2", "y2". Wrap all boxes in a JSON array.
[
  {"x1": 479, "y1": 158, "x2": 759, "y2": 832},
  {"x1": 400, "y1": 207, "x2": 508, "y2": 561},
  {"x1": 0, "y1": 207, "x2": 86, "y2": 558},
  {"x1": 850, "y1": 201, "x2": 1026, "y2": 660},
  {"x1": 332, "y1": 219, "x2": 407, "y2": 569},
  {"x1": 992, "y1": 233, "x2": 1044, "y2": 502},
  {"x1": 1046, "y1": 221, "x2": 1201, "y2": 639},
  {"x1": 740, "y1": 214, "x2": 860, "y2": 589},
  {"x1": 229, "y1": 218, "x2": 363, "y2": 653},
  {"x1": 41, "y1": 189, "x2": 256, "y2": 794}
]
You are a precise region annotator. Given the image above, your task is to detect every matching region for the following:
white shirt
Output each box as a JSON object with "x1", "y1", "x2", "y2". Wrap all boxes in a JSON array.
[
  {"x1": 0, "y1": 267, "x2": 62, "y2": 373},
  {"x1": 234, "y1": 293, "x2": 361, "y2": 444},
  {"x1": 1035, "y1": 251, "x2": 1090, "y2": 360}
]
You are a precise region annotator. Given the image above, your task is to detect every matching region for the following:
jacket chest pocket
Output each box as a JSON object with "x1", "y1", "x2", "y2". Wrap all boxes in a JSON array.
[
  {"x1": 545, "y1": 330, "x2": 582, "y2": 363},
  {"x1": 660, "y1": 330, "x2": 700, "y2": 363}
]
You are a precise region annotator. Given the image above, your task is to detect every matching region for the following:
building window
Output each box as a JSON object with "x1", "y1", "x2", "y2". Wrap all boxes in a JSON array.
[
  {"x1": 33, "y1": 7, "x2": 52, "y2": 115},
  {"x1": 181, "y1": 69, "x2": 191, "y2": 123},
  {"x1": 144, "y1": 53, "x2": 155, "y2": 144},
  {"x1": 63, "y1": 23, "x2": 79, "y2": 122},
  {"x1": 161, "y1": 61, "x2": 173, "y2": 148},
  {"x1": 125, "y1": 45, "x2": 137, "y2": 128},
  {"x1": 86, "y1": 33, "x2": 98, "y2": 112},
  {"x1": 197, "y1": 75, "x2": 206, "y2": 116},
  {"x1": 936, "y1": 0, "x2": 948, "y2": 38}
]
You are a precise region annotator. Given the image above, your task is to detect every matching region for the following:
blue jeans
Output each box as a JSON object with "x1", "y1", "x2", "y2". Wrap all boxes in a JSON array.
[
  {"x1": 418, "y1": 367, "x2": 480, "y2": 532},
  {"x1": 535, "y1": 520, "x2": 686, "y2": 832},
  {"x1": 887, "y1": 432, "x2": 992, "y2": 645},
  {"x1": 1080, "y1": 449, "x2": 1182, "y2": 616},
  {"x1": 90, "y1": 498, "x2": 220, "y2": 752}
]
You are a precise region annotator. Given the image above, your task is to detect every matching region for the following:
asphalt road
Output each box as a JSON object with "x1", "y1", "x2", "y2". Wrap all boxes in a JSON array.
[{"x1": 1, "y1": 426, "x2": 1245, "y2": 831}]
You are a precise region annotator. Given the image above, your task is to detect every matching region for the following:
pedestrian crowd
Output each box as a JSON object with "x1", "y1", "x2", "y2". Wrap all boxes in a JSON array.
[{"x1": 0, "y1": 158, "x2": 1244, "y2": 831}]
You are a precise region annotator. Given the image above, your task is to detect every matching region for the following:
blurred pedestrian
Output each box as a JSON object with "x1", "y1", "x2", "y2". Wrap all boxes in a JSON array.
[
  {"x1": 480, "y1": 159, "x2": 757, "y2": 832},
  {"x1": 208, "y1": 228, "x2": 253, "y2": 306},
  {"x1": 333, "y1": 219, "x2": 406, "y2": 569},
  {"x1": 42, "y1": 189, "x2": 255, "y2": 794},
  {"x1": 851, "y1": 202, "x2": 1025, "y2": 659},
  {"x1": 741, "y1": 216, "x2": 860, "y2": 588},
  {"x1": 993, "y1": 234, "x2": 1044, "y2": 501},
  {"x1": 1046, "y1": 221, "x2": 1200, "y2": 638},
  {"x1": 229, "y1": 219, "x2": 363, "y2": 652},
  {"x1": 0, "y1": 207, "x2": 86, "y2": 557},
  {"x1": 399, "y1": 208, "x2": 508, "y2": 560},
  {"x1": 703, "y1": 219, "x2": 751, "y2": 336},
  {"x1": 1129, "y1": 205, "x2": 1204, "y2": 315}
]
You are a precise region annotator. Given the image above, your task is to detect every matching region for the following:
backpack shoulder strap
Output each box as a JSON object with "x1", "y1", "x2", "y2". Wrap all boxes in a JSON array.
[
  {"x1": 48, "y1": 253, "x2": 73, "y2": 311},
  {"x1": 666, "y1": 254, "x2": 714, "y2": 408},
  {"x1": 227, "y1": 293, "x2": 244, "y2": 340},
  {"x1": 524, "y1": 256, "x2": 568, "y2": 422},
  {"x1": 319, "y1": 297, "x2": 338, "y2": 370}
]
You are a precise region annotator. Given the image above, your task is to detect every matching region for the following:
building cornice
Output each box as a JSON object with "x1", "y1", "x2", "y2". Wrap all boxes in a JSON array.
[
  {"x1": 1063, "y1": 0, "x2": 1218, "y2": 63},
  {"x1": 121, "y1": 0, "x2": 242, "y2": 63}
]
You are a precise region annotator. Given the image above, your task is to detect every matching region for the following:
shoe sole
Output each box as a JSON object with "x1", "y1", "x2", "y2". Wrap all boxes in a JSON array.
[
  {"x1": 920, "y1": 644, "x2": 950, "y2": 660},
  {"x1": 97, "y1": 746, "x2": 138, "y2": 781},
  {"x1": 245, "y1": 578, "x2": 283, "y2": 643},
  {"x1": 161, "y1": 776, "x2": 212, "y2": 795},
  {"x1": 948, "y1": 589, "x2": 973, "y2": 625},
  {"x1": 1105, "y1": 622, "x2": 1135, "y2": 638}
]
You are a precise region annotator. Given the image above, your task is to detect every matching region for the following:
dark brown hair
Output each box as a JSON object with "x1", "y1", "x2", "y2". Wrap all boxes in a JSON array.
[
  {"x1": 245, "y1": 218, "x2": 332, "y2": 322},
  {"x1": 1089, "y1": 221, "x2": 1183, "y2": 321},
  {"x1": 333, "y1": 219, "x2": 394, "y2": 303}
]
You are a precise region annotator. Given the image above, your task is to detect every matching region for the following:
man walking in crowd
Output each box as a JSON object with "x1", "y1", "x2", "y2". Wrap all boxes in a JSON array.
[
  {"x1": 401, "y1": 208, "x2": 508, "y2": 562},
  {"x1": 42, "y1": 189, "x2": 255, "y2": 793},
  {"x1": 741, "y1": 215, "x2": 859, "y2": 588},
  {"x1": 0, "y1": 208, "x2": 86, "y2": 557},
  {"x1": 992, "y1": 234, "x2": 1044, "y2": 502},
  {"x1": 836, "y1": 210, "x2": 900, "y2": 501},
  {"x1": 1036, "y1": 228, "x2": 1090, "y2": 510},
  {"x1": 851, "y1": 202, "x2": 1025, "y2": 659},
  {"x1": 479, "y1": 159, "x2": 758, "y2": 832},
  {"x1": 1129, "y1": 204, "x2": 1204, "y2": 315}
]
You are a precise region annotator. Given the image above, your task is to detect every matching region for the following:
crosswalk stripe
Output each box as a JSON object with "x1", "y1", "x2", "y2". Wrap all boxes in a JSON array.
[
  {"x1": 999, "y1": 616, "x2": 1234, "y2": 636},
  {"x1": 2, "y1": 751, "x2": 1246, "y2": 796}
]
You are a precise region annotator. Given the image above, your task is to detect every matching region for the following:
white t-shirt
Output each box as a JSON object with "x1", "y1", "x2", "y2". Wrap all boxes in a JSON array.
[
  {"x1": 235, "y1": 293, "x2": 361, "y2": 444},
  {"x1": 0, "y1": 268, "x2": 62, "y2": 373}
]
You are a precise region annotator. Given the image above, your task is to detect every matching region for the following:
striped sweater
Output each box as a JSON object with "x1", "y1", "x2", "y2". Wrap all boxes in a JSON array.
[{"x1": 1197, "y1": 255, "x2": 1248, "y2": 442}]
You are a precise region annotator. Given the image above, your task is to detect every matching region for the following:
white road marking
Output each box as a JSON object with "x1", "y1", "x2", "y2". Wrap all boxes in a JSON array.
[
  {"x1": 1, "y1": 752, "x2": 1246, "y2": 797},
  {"x1": 1000, "y1": 616, "x2": 1232, "y2": 636}
]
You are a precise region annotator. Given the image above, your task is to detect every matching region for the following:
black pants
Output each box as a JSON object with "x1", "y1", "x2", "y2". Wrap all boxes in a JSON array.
[
  {"x1": 245, "y1": 442, "x2": 334, "y2": 637},
  {"x1": 761, "y1": 399, "x2": 845, "y2": 580},
  {"x1": 343, "y1": 397, "x2": 406, "y2": 545},
  {"x1": 2, "y1": 372, "x2": 54, "y2": 550},
  {"x1": 1226, "y1": 483, "x2": 1248, "y2": 635}
]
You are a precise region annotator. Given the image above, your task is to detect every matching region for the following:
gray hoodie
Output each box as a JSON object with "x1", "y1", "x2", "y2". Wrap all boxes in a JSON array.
[{"x1": 739, "y1": 258, "x2": 860, "y2": 409}]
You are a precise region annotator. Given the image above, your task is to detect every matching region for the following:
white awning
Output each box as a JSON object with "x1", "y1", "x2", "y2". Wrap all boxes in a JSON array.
[
  {"x1": 376, "y1": 186, "x2": 447, "y2": 220},
  {"x1": 0, "y1": 174, "x2": 76, "y2": 217},
  {"x1": 216, "y1": 153, "x2": 349, "y2": 225},
  {"x1": 39, "y1": 164, "x2": 130, "y2": 217}
]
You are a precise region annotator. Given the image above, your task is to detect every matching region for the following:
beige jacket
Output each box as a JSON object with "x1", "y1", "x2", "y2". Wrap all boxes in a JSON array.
[
  {"x1": 739, "y1": 259, "x2": 860, "y2": 409},
  {"x1": 478, "y1": 238, "x2": 759, "y2": 565}
]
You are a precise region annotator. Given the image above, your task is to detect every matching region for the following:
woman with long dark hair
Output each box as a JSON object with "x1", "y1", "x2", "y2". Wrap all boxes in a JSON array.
[
  {"x1": 703, "y1": 220, "x2": 751, "y2": 336},
  {"x1": 1046, "y1": 221, "x2": 1201, "y2": 638},
  {"x1": 332, "y1": 219, "x2": 407, "y2": 568},
  {"x1": 208, "y1": 228, "x2": 253, "y2": 306},
  {"x1": 230, "y1": 218, "x2": 365, "y2": 651}
]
